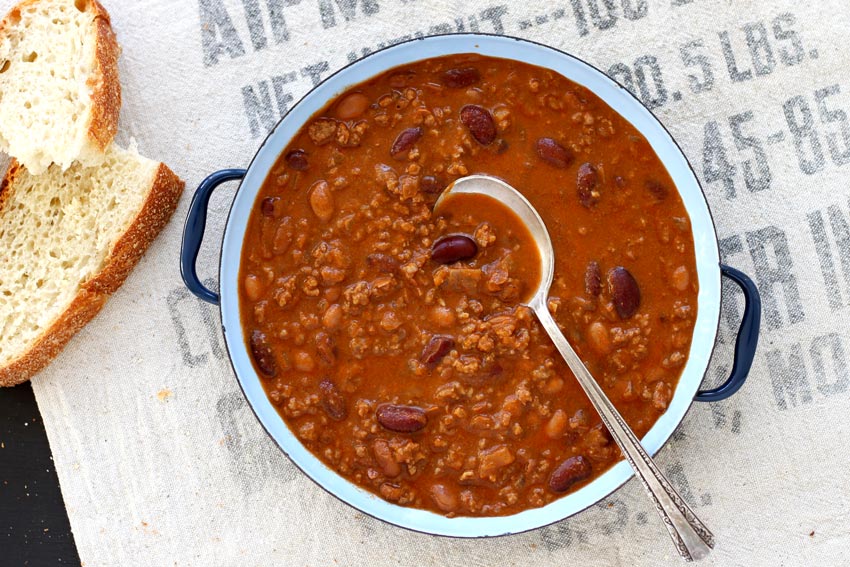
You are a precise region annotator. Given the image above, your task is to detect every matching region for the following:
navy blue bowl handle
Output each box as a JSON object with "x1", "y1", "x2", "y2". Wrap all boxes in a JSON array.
[
  {"x1": 180, "y1": 169, "x2": 247, "y2": 305},
  {"x1": 694, "y1": 264, "x2": 761, "y2": 402}
]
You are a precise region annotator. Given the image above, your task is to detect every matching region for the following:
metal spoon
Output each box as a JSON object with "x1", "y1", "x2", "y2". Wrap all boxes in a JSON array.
[{"x1": 435, "y1": 174, "x2": 714, "y2": 561}]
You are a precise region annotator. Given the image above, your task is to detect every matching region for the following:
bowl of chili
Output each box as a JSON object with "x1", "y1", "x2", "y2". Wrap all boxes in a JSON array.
[{"x1": 180, "y1": 34, "x2": 761, "y2": 537}]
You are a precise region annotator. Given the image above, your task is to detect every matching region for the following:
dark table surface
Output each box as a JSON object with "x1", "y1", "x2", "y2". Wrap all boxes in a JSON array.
[{"x1": 1, "y1": 382, "x2": 80, "y2": 565}]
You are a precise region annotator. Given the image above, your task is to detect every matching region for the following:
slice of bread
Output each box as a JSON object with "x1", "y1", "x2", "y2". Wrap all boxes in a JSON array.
[
  {"x1": 0, "y1": 143, "x2": 184, "y2": 386},
  {"x1": 0, "y1": 0, "x2": 120, "y2": 174}
]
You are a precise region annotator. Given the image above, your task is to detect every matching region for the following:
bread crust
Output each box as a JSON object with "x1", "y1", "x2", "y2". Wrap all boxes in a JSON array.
[
  {"x1": 0, "y1": 289, "x2": 108, "y2": 387},
  {"x1": 0, "y1": 0, "x2": 121, "y2": 168},
  {"x1": 84, "y1": 0, "x2": 121, "y2": 155},
  {"x1": 0, "y1": 161, "x2": 185, "y2": 387}
]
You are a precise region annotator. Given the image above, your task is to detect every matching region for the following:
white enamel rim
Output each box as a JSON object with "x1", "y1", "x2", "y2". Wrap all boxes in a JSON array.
[{"x1": 217, "y1": 34, "x2": 721, "y2": 538}]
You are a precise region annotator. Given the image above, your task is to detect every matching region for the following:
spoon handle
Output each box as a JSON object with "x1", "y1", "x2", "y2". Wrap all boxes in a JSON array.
[{"x1": 533, "y1": 304, "x2": 714, "y2": 561}]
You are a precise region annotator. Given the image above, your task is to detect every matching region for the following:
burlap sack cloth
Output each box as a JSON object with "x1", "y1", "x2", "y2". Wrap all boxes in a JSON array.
[{"x1": 6, "y1": 0, "x2": 848, "y2": 564}]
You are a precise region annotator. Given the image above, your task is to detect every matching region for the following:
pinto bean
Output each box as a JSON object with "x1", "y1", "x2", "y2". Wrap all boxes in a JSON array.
[
  {"x1": 319, "y1": 379, "x2": 347, "y2": 421},
  {"x1": 431, "y1": 234, "x2": 478, "y2": 264},
  {"x1": 309, "y1": 180, "x2": 334, "y2": 222},
  {"x1": 322, "y1": 304, "x2": 342, "y2": 329},
  {"x1": 548, "y1": 455, "x2": 592, "y2": 493},
  {"x1": 429, "y1": 305, "x2": 456, "y2": 328},
  {"x1": 460, "y1": 105, "x2": 497, "y2": 145},
  {"x1": 443, "y1": 67, "x2": 480, "y2": 88},
  {"x1": 320, "y1": 266, "x2": 346, "y2": 285},
  {"x1": 429, "y1": 483, "x2": 458, "y2": 513},
  {"x1": 372, "y1": 439, "x2": 401, "y2": 477},
  {"x1": 535, "y1": 137, "x2": 574, "y2": 168},
  {"x1": 671, "y1": 265, "x2": 690, "y2": 291},
  {"x1": 607, "y1": 267, "x2": 641, "y2": 319},
  {"x1": 335, "y1": 92, "x2": 370, "y2": 119},
  {"x1": 376, "y1": 404, "x2": 427, "y2": 433},
  {"x1": 293, "y1": 350, "x2": 315, "y2": 372},
  {"x1": 249, "y1": 330, "x2": 277, "y2": 377},
  {"x1": 244, "y1": 274, "x2": 263, "y2": 302},
  {"x1": 380, "y1": 311, "x2": 403, "y2": 331},
  {"x1": 587, "y1": 321, "x2": 611, "y2": 354},
  {"x1": 544, "y1": 409, "x2": 568, "y2": 439},
  {"x1": 420, "y1": 335, "x2": 455, "y2": 366},
  {"x1": 390, "y1": 127, "x2": 423, "y2": 159}
]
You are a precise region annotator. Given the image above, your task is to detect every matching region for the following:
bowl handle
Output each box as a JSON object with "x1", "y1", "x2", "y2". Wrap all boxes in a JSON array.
[
  {"x1": 694, "y1": 264, "x2": 762, "y2": 402},
  {"x1": 180, "y1": 169, "x2": 247, "y2": 305}
]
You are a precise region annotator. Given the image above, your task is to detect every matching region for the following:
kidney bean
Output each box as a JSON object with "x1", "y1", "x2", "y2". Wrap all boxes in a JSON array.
[
  {"x1": 645, "y1": 179, "x2": 668, "y2": 201},
  {"x1": 261, "y1": 197, "x2": 278, "y2": 217},
  {"x1": 535, "y1": 137, "x2": 574, "y2": 168},
  {"x1": 309, "y1": 180, "x2": 334, "y2": 222},
  {"x1": 420, "y1": 335, "x2": 455, "y2": 366},
  {"x1": 460, "y1": 105, "x2": 497, "y2": 145},
  {"x1": 316, "y1": 331, "x2": 337, "y2": 365},
  {"x1": 608, "y1": 266, "x2": 641, "y2": 319},
  {"x1": 335, "y1": 92, "x2": 370, "y2": 119},
  {"x1": 577, "y1": 162, "x2": 600, "y2": 208},
  {"x1": 549, "y1": 455, "x2": 592, "y2": 493},
  {"x1": 390, "y1": 127, "x2": 423, "y2": 159},
  {"x1": 420, "y1": 175, "x2": 443, "y2": 194},
  {"x1": 443, "y1": 67, "x2": 480, "y2": 88},
  {"x1": 249, "y1": 330, "x2": 277, "y2": 377},
  {"x1": 367, "y1": 253, "x2": 400, "y2": 273},
  {"x1": 431, "y1": 234, "x2": 478, "y2": 264},
  {"x1": 285, "y1": 149, "x2": 309, "y2": 171},
  {"x1": 376, "y1": 404, "x2": 427, "y2": 433},
  {"x1": 479, "y1": 360, "x2": 503, "y2": 380},
  {"x1": 584, "y1": 260, "x2": 601, "y2": 296},
  {"x1": 319, "y1": 379, "x2": 347, "y2": 421}
]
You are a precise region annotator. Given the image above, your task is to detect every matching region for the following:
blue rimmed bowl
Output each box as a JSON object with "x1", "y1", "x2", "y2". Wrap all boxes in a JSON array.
[{"x1": 180, "y1": 34, "x2": 760, "y2": 538}]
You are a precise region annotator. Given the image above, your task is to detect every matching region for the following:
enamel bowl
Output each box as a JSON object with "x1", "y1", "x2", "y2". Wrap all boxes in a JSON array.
[{"x1": 180, "y1": 34, "x2": 760, "y2": 538}]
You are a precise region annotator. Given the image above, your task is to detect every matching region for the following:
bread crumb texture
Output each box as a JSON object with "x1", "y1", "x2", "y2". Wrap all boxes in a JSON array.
[
  {"x1": 0, "y1": 0, "x2": 119, "y2": 173},
  {"x1": 0, "y1": 143, "x2": 183, "y2": 385}
]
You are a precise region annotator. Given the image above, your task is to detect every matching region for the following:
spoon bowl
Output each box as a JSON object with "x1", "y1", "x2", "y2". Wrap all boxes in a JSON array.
[
  {"x1": 437, "y1": 174, "x2": 714, "y2": 562},
  {"x1": 435, "y1": 175, "x2": 555, "y2": 308}
]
